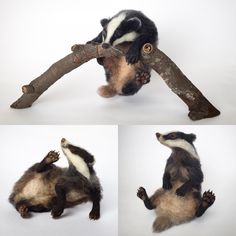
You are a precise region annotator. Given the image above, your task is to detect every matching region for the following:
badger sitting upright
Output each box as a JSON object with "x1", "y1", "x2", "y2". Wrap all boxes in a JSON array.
[
  {"x1": 87, "y1": 9, "x2": 158, "y2": 97},
  {"x1": 9, "y1": 138, "x2": 102, "y2": 219},
  {"x1": 137, "y1": 131, "x2": 215, "y2": 232}
]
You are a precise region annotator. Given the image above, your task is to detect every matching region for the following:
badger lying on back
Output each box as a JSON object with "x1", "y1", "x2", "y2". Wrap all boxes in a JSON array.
[
  {"x1": 9, "y1": 138, "x2": 102, "y2": 219},
  {"x1": 87, "y1": 9, "x2": 158, "y2": 97},
  {"x1": 137, "y1": 131, "x2": 215, "y2": 232}
]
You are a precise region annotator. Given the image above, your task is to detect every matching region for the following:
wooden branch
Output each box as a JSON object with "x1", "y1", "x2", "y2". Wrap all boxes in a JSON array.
[
  {"x1": 10, "y1": 44, "x2": 122, "y2": 109},
  {"x1": 10, "y1": 43, "x2": 220, "y2": 121},
  {"x1": 141, "y1": 44, "x2": 220, "y2": 120}
]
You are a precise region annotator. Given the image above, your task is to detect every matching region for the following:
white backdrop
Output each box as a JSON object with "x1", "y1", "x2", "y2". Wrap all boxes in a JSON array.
[
  {"x1": 1, "y1": 0, "x2": 236, "y2": 124},
  {"x1": 0, "y1": 125, "x2": 118, "y2": 236},
  {"x1": 119, "y1": 125, "x2": 236, "y2": 236}
]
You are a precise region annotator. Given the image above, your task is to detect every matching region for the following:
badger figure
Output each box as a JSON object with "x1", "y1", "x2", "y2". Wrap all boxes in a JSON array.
[
  {"x1": 9, "y1": 138, "x2": 102, "y2": 219},
  {"x1": 137, "y1": 131, "x2": 215, "y2": 232},
  {"x1": 87, "y1": 9, "x2": 158, "y2": 97}
]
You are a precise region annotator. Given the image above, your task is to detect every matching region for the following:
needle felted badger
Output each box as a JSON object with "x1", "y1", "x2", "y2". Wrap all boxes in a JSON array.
[
  {"x1": 137, "y1": 131, "x2": 215, "y2": 232},
  {"x1": 87, "y1": 9, "x2": 158, "y2": 97},
  {"x1": 9, "y1": 138, "x2": 102, "y2": 219}
]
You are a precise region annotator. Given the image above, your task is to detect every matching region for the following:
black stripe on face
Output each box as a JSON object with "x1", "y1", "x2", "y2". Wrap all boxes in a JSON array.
[
  {"x1": 67, "y1": 144, "x2": 94, "y2": 164},
  {"x1": 163, "y1": 132, "x2": 196, "y2": 144}
]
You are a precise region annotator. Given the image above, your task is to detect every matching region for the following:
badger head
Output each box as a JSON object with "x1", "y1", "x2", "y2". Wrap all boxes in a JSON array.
[
  {"x1": 155, "y1": 131, "x2": 198, "y2": 158},
  {"x1": 100, "y1": 11, "x2": 141, "y2": 46},
  {"x1": 61, "y1": 138, "x2": 95, "y2": 179}
]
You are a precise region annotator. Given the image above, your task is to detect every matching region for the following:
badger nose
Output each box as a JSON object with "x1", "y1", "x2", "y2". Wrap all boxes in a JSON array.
[
  {"x1": 61, "y1": 138, "x2": 66, "y2": 143},
  {"x1": 156, "y1": 133, "x2": 161, "y2": 139}
]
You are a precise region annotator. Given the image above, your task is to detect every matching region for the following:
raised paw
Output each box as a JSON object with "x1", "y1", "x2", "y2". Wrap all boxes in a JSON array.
[
  {"x1": 45, "y1": 151, "x2": 59, "y2": 164},
  {"x1": 51, "y1": 206, "x2": 64, "y2": 218},
  {"x1": 18, "y1": 205, "x2": 30, "y2": 218},
  {"x1": 176, "y1": 187, "x2": 187, "y2": 197},
  {"x1": 137, "y1": 187, "x2": 147, "y2": 201},
  {"x1": 202, "y1": 190, "x2": 216, "y2": 207},
  {"x1": 126, "y1": 50, "x2": 140, "y2": 64},
  {"x1": 135, "y1": 71, "x2": 151, "y2": 85},
  {"x1": 89, "y1": 210, "x2": 100, "y2": 220}
]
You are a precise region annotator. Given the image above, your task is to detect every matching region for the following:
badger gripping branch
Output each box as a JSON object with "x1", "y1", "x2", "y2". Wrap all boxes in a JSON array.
[{"x1": 10, "y1": 43, "x2": 220, "y2": 121}]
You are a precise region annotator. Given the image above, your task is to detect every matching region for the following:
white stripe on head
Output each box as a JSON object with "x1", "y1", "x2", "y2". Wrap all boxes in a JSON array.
[
  {"x1": 104, "y1": 12, "x2": 126, "y2": 44},
  {"x1": 113, "y1": 32, "x2": 139, "y2": 46},
  {"x1": 62, "y1": 147, "x2": 90, "y2": 179},
  {"x1": 159, "y1": 134, "x2": 199, "y2": 159}
]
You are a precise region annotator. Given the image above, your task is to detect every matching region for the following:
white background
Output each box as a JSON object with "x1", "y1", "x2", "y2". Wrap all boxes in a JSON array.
[
  {"x1": 119, "y1": 125, "x2": 236, "y2": 236},
  {"x1": 1, "y1": 0, "x2": 236, "y2": 124},
  {"x1": 0, "y1": 125, "x2": 118, "y2": 236}
]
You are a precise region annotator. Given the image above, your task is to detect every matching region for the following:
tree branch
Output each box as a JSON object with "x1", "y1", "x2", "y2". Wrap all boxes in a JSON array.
[
  {"x1": 141, "y1": 44, "x2": 220, "y2": 120},
  {"x1": 10, "y1": 43, "x2": 220, "y2": 120}
]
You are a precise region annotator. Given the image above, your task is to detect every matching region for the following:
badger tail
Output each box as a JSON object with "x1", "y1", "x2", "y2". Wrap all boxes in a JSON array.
[
  {"x1": 195, "y1": 190, "x2": 215, "y2": 217},
  {"x1": 153, "y1": 216, "x2": 173, "y2": 232}
]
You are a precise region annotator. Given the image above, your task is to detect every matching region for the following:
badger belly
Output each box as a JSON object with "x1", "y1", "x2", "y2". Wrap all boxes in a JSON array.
[
  {"x1": 16, "y1": 173, "x2": 58, "y2": 206},
  {"x1": 156, "y1": 182, "x2": 198, "y2": 223}
]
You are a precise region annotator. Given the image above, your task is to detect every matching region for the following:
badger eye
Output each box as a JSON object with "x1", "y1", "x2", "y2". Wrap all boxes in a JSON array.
[{"x1": 169, "y1": 133, "x2": 176, "y2": 139}]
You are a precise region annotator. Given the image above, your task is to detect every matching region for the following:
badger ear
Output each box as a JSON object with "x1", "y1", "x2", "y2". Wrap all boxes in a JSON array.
[
  {"x1": 126, "y1": 17, "x2": 142, "y2": 31},
  {"x1": 100, "y1": 18, "x2": 109, "y2": 27},
  {"x1": 188, "y1": 133, "x2": 196, "y2": 142}
]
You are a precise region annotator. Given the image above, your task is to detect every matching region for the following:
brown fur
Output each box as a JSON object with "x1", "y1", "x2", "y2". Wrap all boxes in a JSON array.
[
  {"x1": 151, "y1": 181, "x2": 199, "y2": 232},
  {"x1": 97, "y1": 43, "x2": 151, "y2": 97},
  {"x1": 9, "y1": 149, "x2": 101, "y2": 219}
]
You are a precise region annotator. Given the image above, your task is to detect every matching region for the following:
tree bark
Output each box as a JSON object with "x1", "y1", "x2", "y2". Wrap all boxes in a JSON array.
[{"x1": 10, "y1": 43, "x2": 220, "y2": 121}]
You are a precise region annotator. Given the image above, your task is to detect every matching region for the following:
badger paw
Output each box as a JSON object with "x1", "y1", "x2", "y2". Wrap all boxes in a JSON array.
[
  {"x1": 137, "y1": 187, "x2": 147, "y2": 201},
  {"x1": 135, "y1": 71, "x2": 151, "y2": 85},
  {"x1": 126, "y1": 50, "x2": 140, "y2": 64},
  {"x1": 176, "y1": 187, "x2": 187, "y2": 197},
  {"x1": 162, "y1": 181, "x2": 172, "y2": 190},
  {"x1": 51, "y1": 206, "x2": 64, "y2": 218},
  {"x1": 202, "y1": 190, "x2": 216, "y2": 207},
  {"x1": 18, "y1": 205, "x2": 30, "y2": 218},
  {"x1": 89, "y1": 210, "x2": 100, "y2": 220},
  {"x1": 45, "y1": 151, "x2": 59, "y2": 164}
]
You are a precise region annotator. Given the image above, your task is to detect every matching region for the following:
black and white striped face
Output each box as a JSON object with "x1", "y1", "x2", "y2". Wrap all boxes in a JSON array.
[
  {"x1": 61, "y1": 138, "x2": 95, "y2": 179},
  {"x1": 155, "y1": 132, "x2": 198, "y2": 158},
  {"x1": 101, "y1": 11, "x2": 141, "y2": 46}
]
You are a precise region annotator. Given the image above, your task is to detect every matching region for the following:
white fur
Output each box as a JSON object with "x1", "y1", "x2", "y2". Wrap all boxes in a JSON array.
[
  {"x1": 104, "y1": 12, "x2": 126, "y2": 44},
  {"x1": 113, "y1": 32, "x2": 139, "y2": 46},
  {"x1": 61, "y1": 139, "x2": 90, "y2": 179},
  {"x1": 158, "y1": 135, "x2": 198, "y2": 159},
  {"x1": 63, "y1": 148, "x2": 90, "y2": 179}
]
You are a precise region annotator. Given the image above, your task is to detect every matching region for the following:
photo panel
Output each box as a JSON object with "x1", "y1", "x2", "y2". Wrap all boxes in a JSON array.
[
  {"x1": 119, "y1": 125, "x2": 236, "y2": 236},
  {"x1": 0, "y1": 125, "x2": 118, "y2": 236}
]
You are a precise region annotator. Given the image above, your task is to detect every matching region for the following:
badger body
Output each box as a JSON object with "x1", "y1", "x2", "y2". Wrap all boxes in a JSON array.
[
  {"x1": 137, "y1": 132, "x2": 215, "y2": 232},
  {"x1": 9, "y1": 138, "x2": 102, "y2": 219},
  {"x1": 88, "y1": 10, "x2": 158, "y2": 97}
]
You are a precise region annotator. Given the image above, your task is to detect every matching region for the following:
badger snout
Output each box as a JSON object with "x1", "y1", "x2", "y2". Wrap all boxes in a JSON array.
[
  {"x1": 61, "y1": 138, "x2": 69, "y2": 148},
  {"x1": 156, "y1": 133, "x2": 161, "y2": 139}
]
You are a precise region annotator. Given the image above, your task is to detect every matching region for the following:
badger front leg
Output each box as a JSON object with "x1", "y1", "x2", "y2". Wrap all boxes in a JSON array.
[
  {"x1": 162, "y1": 171, "x2": 172, "y2": 190},
  {"x1": 51, "y1": 181, "x2": 67, "y2": 218},
  {"x1": 34, "y1": 151, "x2": 59, "y2": 173}
]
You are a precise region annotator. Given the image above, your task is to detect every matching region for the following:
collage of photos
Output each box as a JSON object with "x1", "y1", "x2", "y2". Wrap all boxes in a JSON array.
[{"x1": 1, "y1": 1, "x2": 236, "y2": 236}]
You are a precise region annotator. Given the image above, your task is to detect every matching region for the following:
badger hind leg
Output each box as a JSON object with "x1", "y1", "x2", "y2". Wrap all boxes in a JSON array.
[
  {"x1": 137, "y1": 187, "x2": 155, "y2": 210},
  {"x1": 195, "y1": 190, "x2": 215, "y2": 217},
  {"x1": 153, "y1": 216, "x2": 173, "y2": 232},
  {"x1": 15, "y1": 200, "x2": 31, "y2": 218}
]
